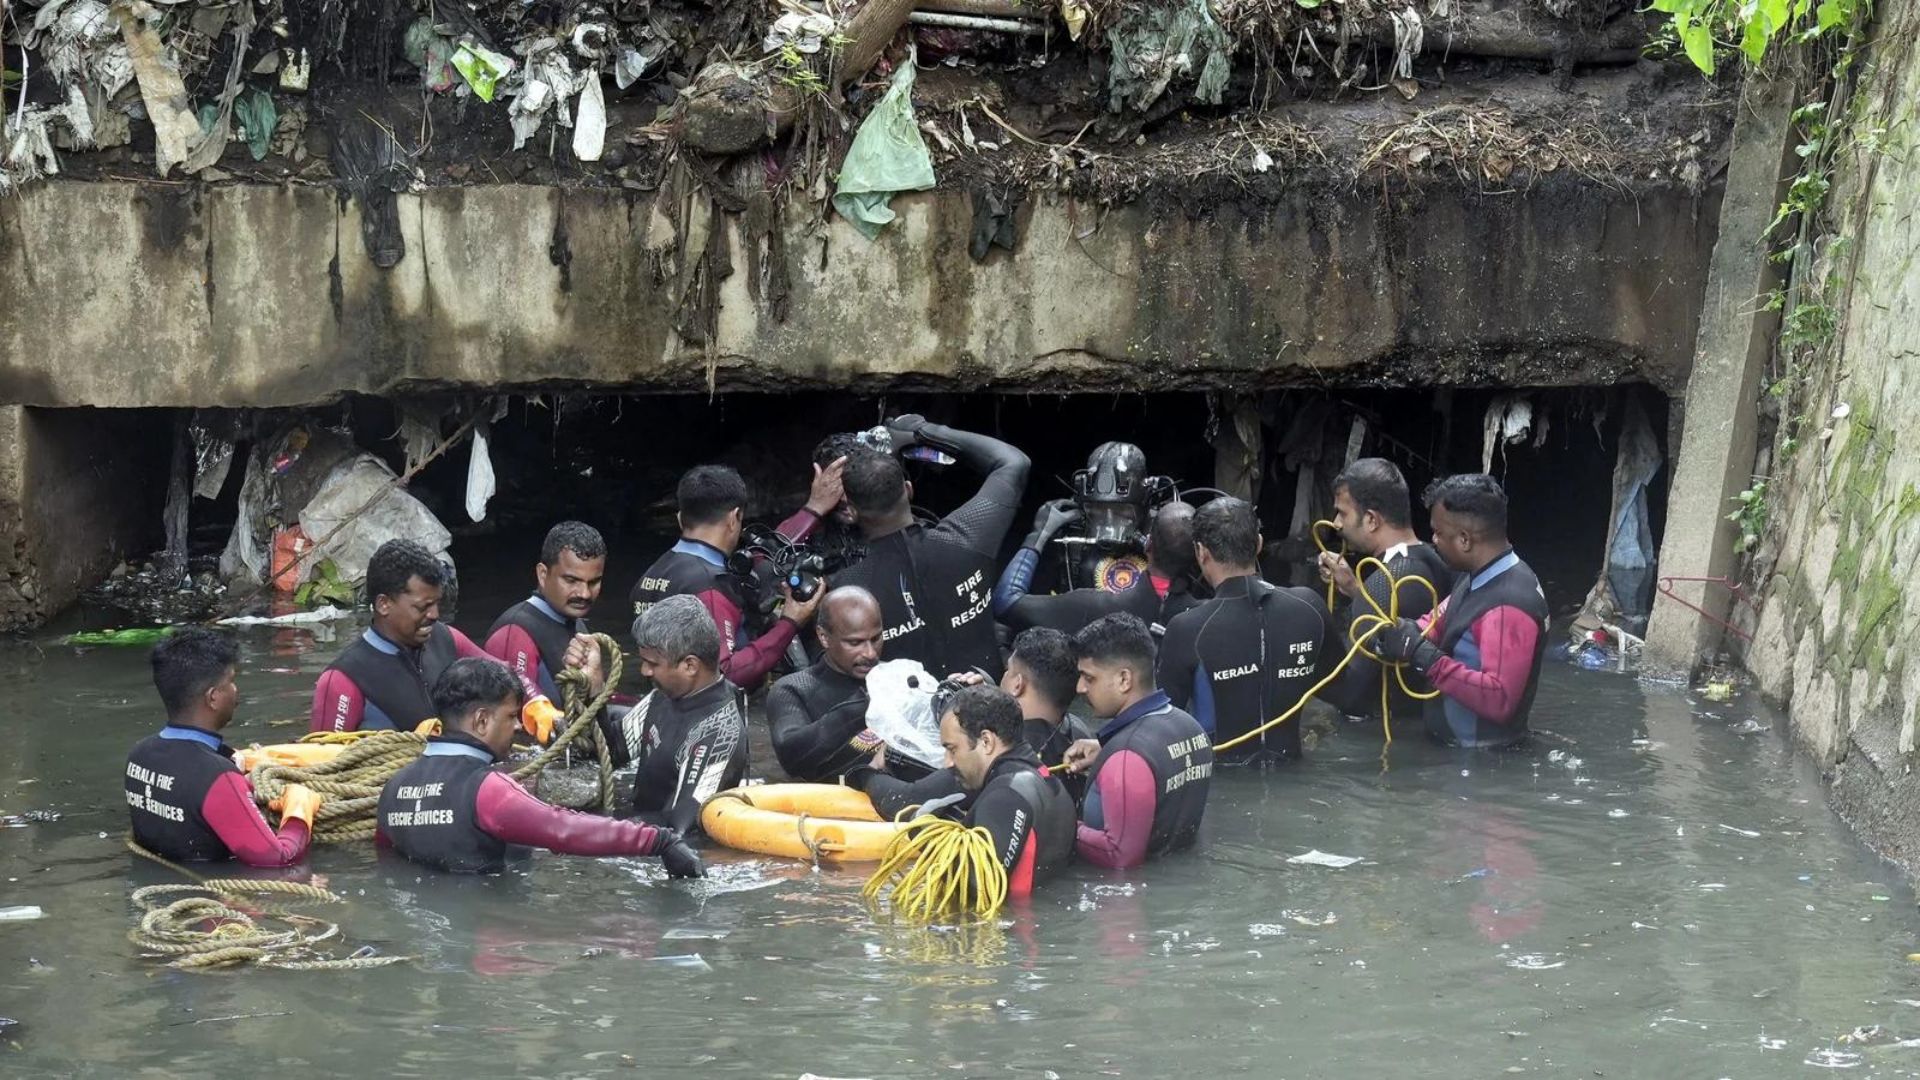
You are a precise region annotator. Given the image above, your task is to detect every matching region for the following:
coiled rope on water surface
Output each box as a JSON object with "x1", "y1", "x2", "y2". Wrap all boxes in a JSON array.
[{"x1": 125, "y1": 838, "x2": 410, "y2": 972}]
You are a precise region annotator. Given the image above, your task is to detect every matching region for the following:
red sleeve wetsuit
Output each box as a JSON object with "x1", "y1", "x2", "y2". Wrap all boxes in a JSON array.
[
  {"x1": 377, "y1": 733, "x2": 672, "y2": 873},
  {"x1": 311, "y1": 625, "x2": 547, "y2": 733},
  {"x1": 125, "y1": 727, "x2": 310, "y2": 867},
  {"x1": 1075, "y1": 691, "x2": 1213, "y2": 870},
  {"x1": 1414, "y1": 549, "x2": 1550, "y2": 749},
  {"x1": 632, "y1": 509, "x2": 822, "y2": 689},
  {"x1": 965, "y1": 748, "x2": 1077, "y2": 898}
]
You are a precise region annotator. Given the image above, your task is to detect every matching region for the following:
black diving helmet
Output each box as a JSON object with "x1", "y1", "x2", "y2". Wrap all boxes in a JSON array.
[{"x1": 1072, "y1": 441, "x2": 1157, "y2": 546}]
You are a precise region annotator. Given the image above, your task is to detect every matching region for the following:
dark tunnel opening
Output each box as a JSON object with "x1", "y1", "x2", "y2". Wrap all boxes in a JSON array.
[{"x1": 123, "y1": 384, "x2": 1668, "y2": 638}]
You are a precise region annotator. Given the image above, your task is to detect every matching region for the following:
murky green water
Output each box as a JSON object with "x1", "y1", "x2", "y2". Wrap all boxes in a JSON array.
[{"x1": 5, "y1": 590, "x2": 1920, "y2": 1077}]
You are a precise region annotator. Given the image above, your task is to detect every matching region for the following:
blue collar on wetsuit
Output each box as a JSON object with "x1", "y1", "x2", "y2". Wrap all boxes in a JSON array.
[
  {"x1": 158, "y1": 725, "x2": 227, "y2": 752},
  {"x1": 1097, "y1": 689, "x2": 1173, "y2": 742},
  {"x1": 672, "y1": 539, "x2": 728, "y2": 568},
  {"x1": 362, "y1": 628, "x2": 403, "y2": 654},
  {"x1": 526, "y1": 594, "x2": 568, "y2": 625},
  {"x1": 423, "y1": 732, "x2": 498, "y2": 762},
  {"x1": 1469, "y1": 550, "x2": 1521, "y2": 591}
]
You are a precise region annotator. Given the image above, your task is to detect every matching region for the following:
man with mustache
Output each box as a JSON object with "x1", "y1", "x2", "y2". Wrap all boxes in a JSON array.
[{"x1": 487, "y1": 521, "x2": 608, "y2": 705}]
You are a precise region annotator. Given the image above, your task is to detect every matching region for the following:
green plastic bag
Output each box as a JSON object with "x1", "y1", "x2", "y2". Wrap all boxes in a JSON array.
[
  {"x1": 452, "y1": 43, "x2": 514, "y2": 103},
  {"x1": 233, "y1": 87, "x2": 277, "y2": 161},
  {"x1": 832, "y1": 62, "x2": 936, "y2": 240},
  {"x1": 65, "y1": 627, "x2": 174, "y2": 647}
]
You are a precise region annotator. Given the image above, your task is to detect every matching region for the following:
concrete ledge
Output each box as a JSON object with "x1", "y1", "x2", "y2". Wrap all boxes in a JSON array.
[{"x1": 0, "y1": 178, "x2": 1718, "y2": 407}]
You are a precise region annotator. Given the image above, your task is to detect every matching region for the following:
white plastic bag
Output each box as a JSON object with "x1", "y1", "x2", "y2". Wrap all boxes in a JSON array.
[
  {"x1": 862, "y1": 659, "x2": 945, "y2": 769},
  {"x1": 464, "y1": 426, "x2": 496, "y2": 522}
]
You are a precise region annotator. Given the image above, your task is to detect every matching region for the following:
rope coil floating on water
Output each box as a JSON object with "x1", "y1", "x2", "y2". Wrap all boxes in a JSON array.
[
  {"x1": 862, "y1": 813, "x2": 1008, "y2": 922},
  {"x1": 125, "y1": 838, "x2": 410, "y2": 972}
]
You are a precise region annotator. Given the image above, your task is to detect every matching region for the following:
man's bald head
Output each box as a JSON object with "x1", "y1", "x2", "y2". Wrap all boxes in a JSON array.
[
  {"x1": 817, "y1": 586, "x2": 884, "y2": 680},
  {"x1": 1148, "y1": 500, "x2": 1198, "y2": 579}
]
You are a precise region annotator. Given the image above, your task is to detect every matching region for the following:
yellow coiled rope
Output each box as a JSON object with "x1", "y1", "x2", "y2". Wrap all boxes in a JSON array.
[
  {"x1": 862, "y1": 814, "x2": 1008, "y2": 922},
  {"x1": 1207, "y1": 525, "x2": 1443, "y2": 753}
]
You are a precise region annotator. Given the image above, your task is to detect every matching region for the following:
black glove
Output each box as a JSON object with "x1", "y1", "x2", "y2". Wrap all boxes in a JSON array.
[
  {"x1": 656, "y1": 832, "x2": 707, "y2": 879},
  {"x1": 884, "y1": 413, "x2": 928, "y2": 452},
  {"x1": 1023, "y1": 498, "x2": 1083, "y2": 550},
  {"x1": 1372, "y1": 618, "x2": 1442, "y2": 672}
]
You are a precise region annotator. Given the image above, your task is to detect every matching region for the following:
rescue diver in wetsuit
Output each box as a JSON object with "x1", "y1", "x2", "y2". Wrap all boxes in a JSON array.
[
  {"x1": 376, "y1": 658, "x2": 704, "y2": 876},
  {"x1": 630, "y1": 461, "x2": 843, "y2": 689},
  {"x1": 1372, "y1": 473, "x2": 1549, "y2": 749},
  {"x1": 1157, "y1": 497, "x2": 1331, "y2": 765},
  {"x1": 311, "y1": 540, "x2": 562, "y2": 742},
  {"x1": 765, "y1": 586, "x2": 885, "y2": 782},
  {"x1": 934, "y1": 684, "x2": 1076, "y2": 899},
  {"x1": 595, "y1": 594, "x2": 750, "y2": 834},
  {"x1": 127, "y1": 629, "x2": 322, "y2": 866},
  {"x1": 1062, "y1": 613, "x2": 1212, "y2": 870},
  {"x1": 830, "y1": 415, "x2": 1030, "y2": 680},
  {"x1": 852, "y1": 628, "x2": 1094, "y2": 818},
  {"x1": 486, "y1": 521, "x2": 606, "y2": 704},
  {"x1": 994, "y1": 500, "x2": 1204, "y2": 637},
  {"x1": 1315, "y1": 459, "x2": 1456, "y2": 724}
]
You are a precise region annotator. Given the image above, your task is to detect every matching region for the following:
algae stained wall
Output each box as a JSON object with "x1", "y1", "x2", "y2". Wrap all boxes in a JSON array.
[{"x1": 1740, "y1": 0, "x2": 1920, "y2": 870}]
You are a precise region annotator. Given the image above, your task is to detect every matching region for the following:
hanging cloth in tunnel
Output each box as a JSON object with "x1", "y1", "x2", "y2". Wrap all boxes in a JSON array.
[
  {"x1": 1601, "y1": 395, "x2": 1663, "y2": 625},
  {"x1": 1481, "y1": 394, "x2": 1533, "y2": 474},
  {"x1": 465, "y1": 425, "x2": 497, "y2": 523}
]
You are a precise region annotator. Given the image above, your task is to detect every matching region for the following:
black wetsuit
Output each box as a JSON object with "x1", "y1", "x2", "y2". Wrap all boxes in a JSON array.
[
  {"x1": 994, "y1": 554, "x2": 1206, "y2": 638},
  {"x1": 962, "y1": 747, "x2": 1076, "y2": 898},
  {"x1": 830, "y1": 423, "x2": 1029, "y2": 680},
  {"x1": 764, "y1": 658, "x2": 876, "y2": 782},
  {"x1": 1158, "y1": 575, "x2": 1331, "y2": 765},
  {"x1": 849, "y1": 715, "x2": 1090, "y2": 818},
  {"x1": 597, "y1": 678, "x2": 748, "y2": 835},
  {"x1": 1322, "y1": 542, "x2": 1457, "y2": 722}
]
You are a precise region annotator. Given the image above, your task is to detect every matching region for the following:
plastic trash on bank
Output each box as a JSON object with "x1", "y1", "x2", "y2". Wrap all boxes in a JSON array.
[{"x1": 831, "y1": 60, "x2": 936, "y2": 240}]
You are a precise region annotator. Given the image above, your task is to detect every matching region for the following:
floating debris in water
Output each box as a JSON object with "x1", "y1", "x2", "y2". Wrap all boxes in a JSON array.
[
  {"x1": 1607, "y1": 809, "x2": 1629, "y2": 819},
  {"x1": 1249, "y1": 924, "x2": 1289, "y2": 938},
  {"x1": 1287, "y1": 850, "x2": 1363, "y2": 869},
  {"x1": 0, "y1": 811, "x2": 59, "y2": 828},
  {"x1": 1718, "y1": 823, "x2": 1762, "y2": 838},
  {"x1": 1804, "y1": 1048, "x2": 1864, "y2": 1068},
  {"x1": 1698, "y1": 883, "x2": 1728, "y2": 891},
  {"x1": 653, "y1": 954, "x2": 713, "y2": 972},
  {"x1": 1757, "y1": 1034, "x2": 1787, "y2": 1050},
  {"x1": 0, "y1": 906, "x2": 44, "y2": 922},
  {"x1": 1278, "y1": 910, "x2": 1337, "y2": 927},
  {"x1": 1503, "y1": 953, "x2": 1566, "y2": 971},
  {"x1": 664, "y1": 927, "x2": 732, "y2": 941}
]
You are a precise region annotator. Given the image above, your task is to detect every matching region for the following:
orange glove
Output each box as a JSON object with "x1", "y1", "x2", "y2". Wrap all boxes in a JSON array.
[
  {"x1": 521, "y1": 697, "x2": 562, "y2": 745},
  {"x1": 272, "y1": 784, "x2": 323, "y2": 829}
]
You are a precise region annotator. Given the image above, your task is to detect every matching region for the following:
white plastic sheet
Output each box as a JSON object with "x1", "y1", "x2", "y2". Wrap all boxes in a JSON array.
[
  {"x1": 465, "y1": 426, "x2": 496, "y2": 522},
  {"x1": 298, "y1": 455, "x2": 451, "y2": 585},
  {"x1": 862, "y1": 659, "x2": 945, "y2": 769}
]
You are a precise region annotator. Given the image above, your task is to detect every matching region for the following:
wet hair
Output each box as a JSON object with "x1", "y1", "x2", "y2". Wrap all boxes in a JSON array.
[
  {"x1": 1073, "y1": 613, "x2": 1157, "y2": 682},
  {"x1": 1423, "y1": 473, "x2": 1509, "y2": 538},
  {"x1": 945, "y1": 683, "x2": 1026, "y2": 747},
  {"x1": 632, "y1": 593, "x2": 720, "y2": 667},
  {"x1": 540, "y1": 520, "x2": 606, "y2": 566},
  {"x1": 819, "y1": 585, "x2": 880, "y2": 635},
  {"x1": 813, "y1": 433, "x2": 864, "y2": 469},
  {"x1": 1010, "y1": 627, "x2": 1078, "y2": 711},
  {"x1": 150, "y1": 628, "x2": 239, "y2": 719},
  {"x1": 1193, "y1": 497, "x2": 1260, "y2": 569},
  {"x1": 366, "y1": 539, "x2": 445, "y2": 603},
  {"x1": 432, "y1": 658, "x2": 524, "y2": 730},
  {"x1": 1334, "y1": 458, "x2": 1413, "y2": 529},
  {"x1": 843, "y1": 449, "x2": 906, "y2": 513},
  {"x1": 677, "y1": 465, "x2": 749, "y2": 528},
  {"x1": 1148, "y1": 501, "x2": 1198, "y2": 578}
]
